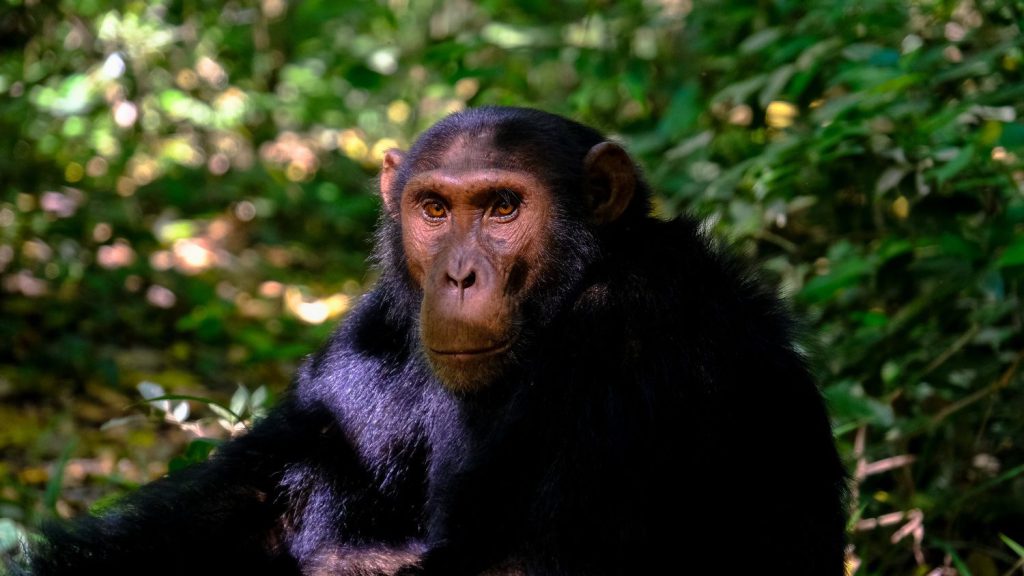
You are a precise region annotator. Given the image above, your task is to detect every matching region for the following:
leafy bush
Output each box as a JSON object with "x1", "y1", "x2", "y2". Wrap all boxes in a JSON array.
[{"x1": 1, "y1": 0, "x2": 1021, "y2": 572}]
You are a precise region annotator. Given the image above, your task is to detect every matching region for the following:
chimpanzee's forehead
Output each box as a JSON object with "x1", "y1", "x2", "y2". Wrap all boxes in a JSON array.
[{"x1": 414, "y1": 131, "x2": 531, "y2": 173}]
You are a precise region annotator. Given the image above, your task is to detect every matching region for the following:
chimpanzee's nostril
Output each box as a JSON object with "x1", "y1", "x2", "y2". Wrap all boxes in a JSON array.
[{"x1": 446, "y1": 268, "x2": 476, "y2": 292}]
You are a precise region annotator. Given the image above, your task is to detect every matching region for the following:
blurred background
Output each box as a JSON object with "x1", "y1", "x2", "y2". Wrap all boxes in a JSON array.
[{"x1": 0, "y1": 0, "x2": 1022, "y2": 573}]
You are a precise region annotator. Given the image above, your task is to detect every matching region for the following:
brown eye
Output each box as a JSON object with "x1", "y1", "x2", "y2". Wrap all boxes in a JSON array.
[
  {"x1": 491, "y1": 193, "x2": 520, "y2": 220},
  {"x1": 423, "y1": 200, "x2": 447, "y2": 220}
]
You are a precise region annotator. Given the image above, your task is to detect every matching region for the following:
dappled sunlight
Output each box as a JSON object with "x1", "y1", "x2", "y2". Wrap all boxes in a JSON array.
[
  {"x1": 765, "y1": 100, "x2": 797, "y2": 129},
  {"x1": 283, "y1": 287, "x2": 350, "y2": 324},
  {"x1": 260, "y1": 131, "x2": 321, "y2": 180},
  {"x1": 3, "y1": 270, "x2": 49, "y2": 297},
  {"x1": 96, "y1": 239, "x2": 136, "y2": 270},
  {"x1": 171, "y1": 238, "x2": 218, "y2": 273}
]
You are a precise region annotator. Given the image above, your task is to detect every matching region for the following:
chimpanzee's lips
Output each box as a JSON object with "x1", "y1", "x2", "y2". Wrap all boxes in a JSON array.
[{"x1": 429, "y1": 342, "x2": 510, "y2": 357}]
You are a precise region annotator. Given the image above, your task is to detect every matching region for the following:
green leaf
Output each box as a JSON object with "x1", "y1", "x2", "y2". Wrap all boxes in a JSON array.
[
  {"x1": 996, "y1": 237, "x2": 1024, "y2": 268},
  {"x1": 658, "y1": 85, "x2": 700, "y2": 138},
  {"x1": 209, "y1": 403, "x2": 238, "y2": 424},
  {"x1": 824, "y1": 383, "x2": 895, "y2": 427},
  {"x1": 250, "y1": 386, "x2": 269, "y2": 410},
  {"x1": 931, "y1": 145, "x2": 975, "y2": 185},
  {"x1": 758, "y1": 64, "x2": 796, "y2": 108},
  {"x1": 170, "y1": 438, "x2": 221, "y2": 472},
  {"x1": 230, "y1": 385, "x2": 250, "y2": 418},
  {"x1": 841, "y1": 43, "x2": 885, "y2": 62},
  {"x1": 1001, "y1": 534, "x2": 1024, "y2": 559},
  {"x1": 998, "y1": 122, "x2": 1024, "y2": 147},
  {"x1": 799, "y1": 259, "x2": 873, "y2": 304},
  {"x1": 712, "y1": 74, "x2": 767, "y2": 105},
  {"x1": 739, "y1": 27, "x2": 782, "y2": 55}
]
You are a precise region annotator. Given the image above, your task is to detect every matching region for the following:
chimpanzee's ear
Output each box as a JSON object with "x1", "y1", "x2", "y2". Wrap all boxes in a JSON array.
[
  {"x1": 582, "y1": 142, "x2": 636, "y2": 225},
  {"x1": 380, "y1": 149, "x2": 405, "y2": 220}
]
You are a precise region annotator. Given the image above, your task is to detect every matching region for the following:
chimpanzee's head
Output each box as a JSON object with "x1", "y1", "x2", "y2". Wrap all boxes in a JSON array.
[{"x1": 376, "y1": 106, "x2": 649, "y2": 391}]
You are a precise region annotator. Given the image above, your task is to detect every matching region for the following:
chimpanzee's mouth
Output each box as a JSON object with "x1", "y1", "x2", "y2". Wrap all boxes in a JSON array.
[{"x1": 428, "y1": 342, "x2": 511, "y2": 358}]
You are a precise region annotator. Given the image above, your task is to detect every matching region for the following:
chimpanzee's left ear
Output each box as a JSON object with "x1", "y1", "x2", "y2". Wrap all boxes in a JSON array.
[
  {"x1": 379, "y1": 149, "x2": 405, "y2": 220},
  {"x1": 583, "y1": 141, "x2": 636, "y2": 225}
]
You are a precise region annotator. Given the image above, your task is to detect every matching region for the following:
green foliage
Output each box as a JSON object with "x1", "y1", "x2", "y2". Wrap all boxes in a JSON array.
[
  {"x1": 1002, "y1": 533, "x2": 1024, "y2": 560},
  {"x1": 0, "y1": 0, "x2": 1022, "y2": 573},
  {"x1": 168, "y1": 438, "x2": 219, "y2": 473}
]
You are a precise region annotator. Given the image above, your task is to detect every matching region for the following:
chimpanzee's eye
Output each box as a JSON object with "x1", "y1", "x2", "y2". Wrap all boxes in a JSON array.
[
  {"x1": 491, "y1": 190, "x2": 521, "y2": 220},
  {"x1": 423, "y1": 199, "x2": 447, "y2": 221}
]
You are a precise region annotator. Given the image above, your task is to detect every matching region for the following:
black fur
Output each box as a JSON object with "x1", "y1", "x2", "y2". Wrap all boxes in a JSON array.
[{"x1": 30, "y1": 107, "x2": 847, "y2": 575}]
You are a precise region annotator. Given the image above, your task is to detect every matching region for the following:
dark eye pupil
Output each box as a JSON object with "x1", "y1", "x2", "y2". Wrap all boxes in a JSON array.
[
  {"x1": 425, "y1": 202, "x2": 444, "y2": 217},
  {"x1": 495, "y1": 195, "x2": 517, "y2": 216}
]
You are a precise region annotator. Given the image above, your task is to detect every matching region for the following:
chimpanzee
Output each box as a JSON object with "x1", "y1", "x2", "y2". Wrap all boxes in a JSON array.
[{"x1": 30, "y1": 106, "x2": 847, "y2": 575}]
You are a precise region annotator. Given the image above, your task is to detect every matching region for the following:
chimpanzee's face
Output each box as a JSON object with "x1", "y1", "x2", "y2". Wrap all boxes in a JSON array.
[{"x1": 379, "y1": 134, "x2": 635, "y2": 392}]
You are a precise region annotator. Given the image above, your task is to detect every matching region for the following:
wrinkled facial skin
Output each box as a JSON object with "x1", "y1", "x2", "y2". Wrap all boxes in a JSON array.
[
  {"x1": 380, "y1": 135, "x2": 635, "y2": 392},
  {"x1": 387, "y1": 150, "x2": 555, "y2": 392}
]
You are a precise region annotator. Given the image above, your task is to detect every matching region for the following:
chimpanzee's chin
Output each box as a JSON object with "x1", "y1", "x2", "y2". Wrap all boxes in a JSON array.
[{"x1": 427, "y1": 350, "x2": 508, "y2": 393}]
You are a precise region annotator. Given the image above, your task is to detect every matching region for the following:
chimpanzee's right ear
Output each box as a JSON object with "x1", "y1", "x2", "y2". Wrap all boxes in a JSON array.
[
  {"x1": 380, "y1": 149, "x2": 404, "y2": 220},
  {"x1": 582, "y1": 142, "x2": 636, "y2": 225}
]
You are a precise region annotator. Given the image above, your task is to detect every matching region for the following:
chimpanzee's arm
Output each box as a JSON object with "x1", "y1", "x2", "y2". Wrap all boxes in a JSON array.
[{"x1": 30, "y1": 401, "x2": 349, "y2": 575}]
